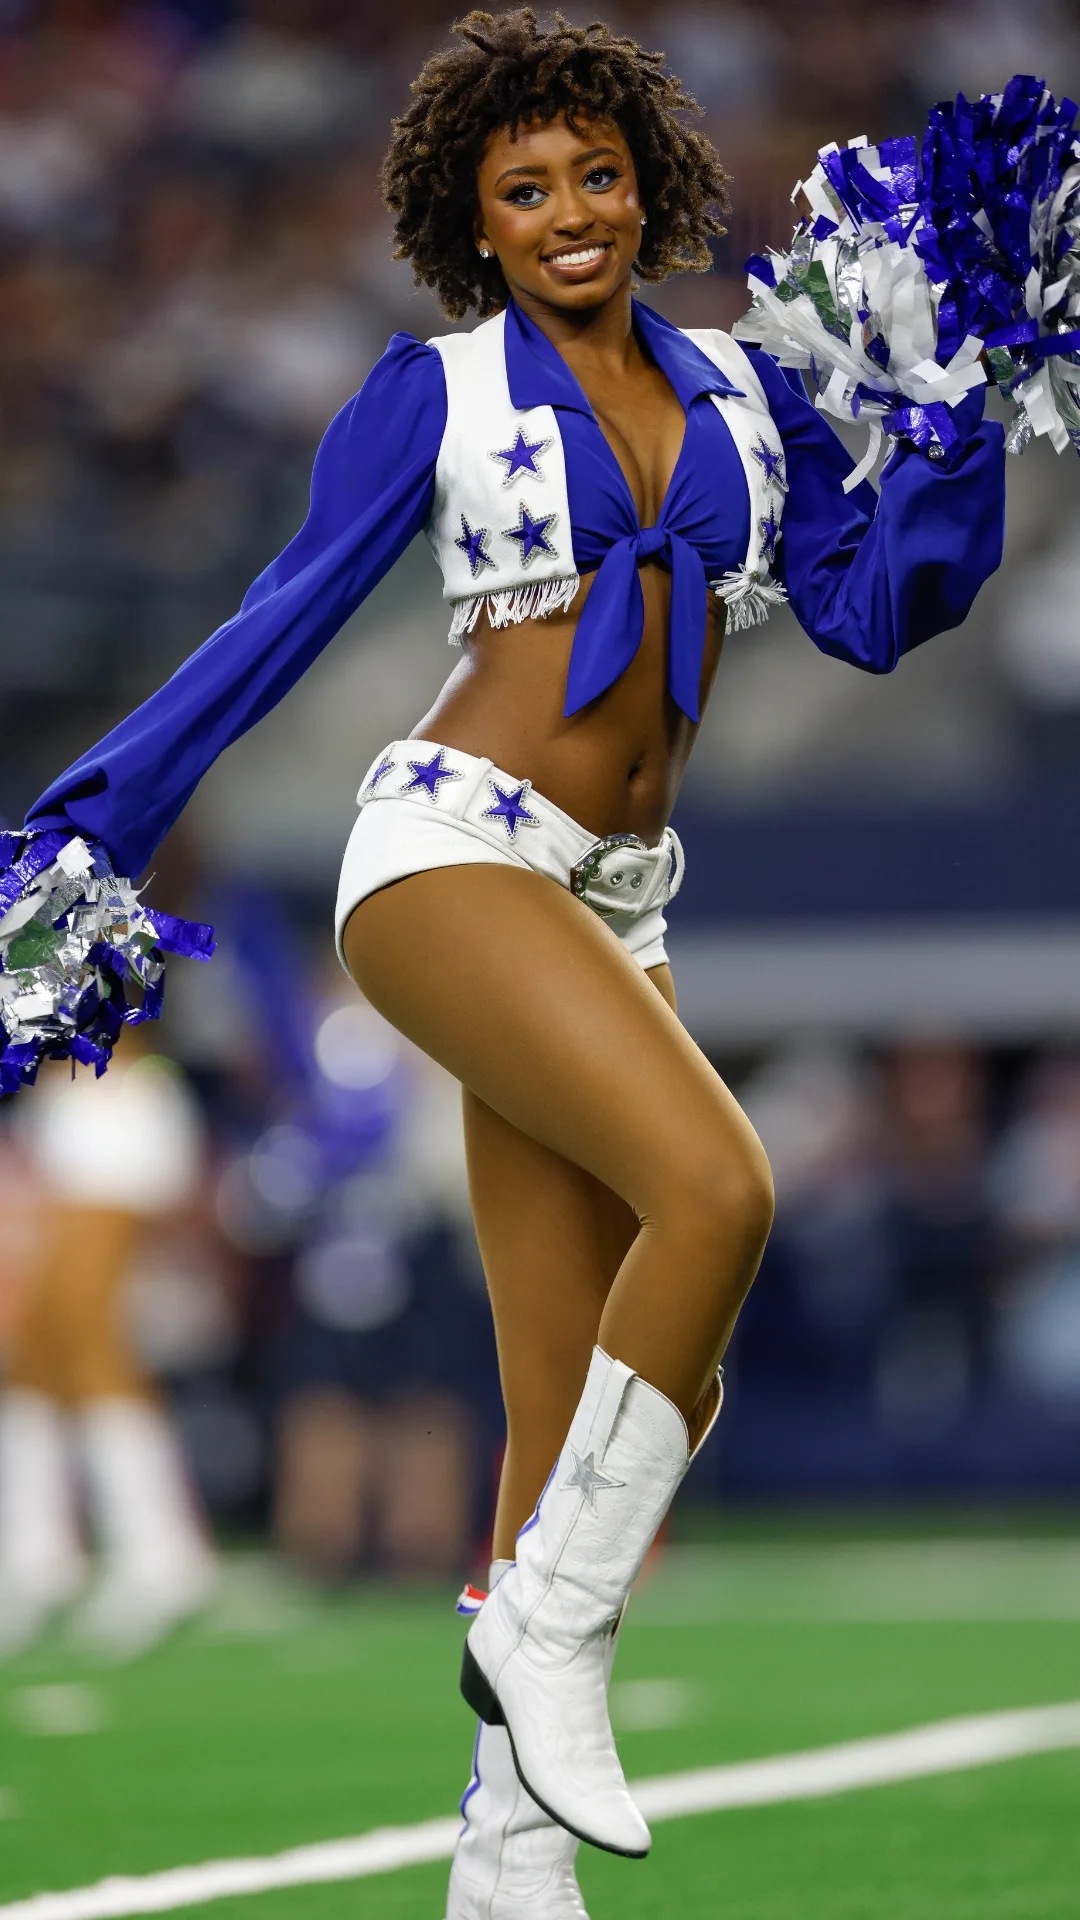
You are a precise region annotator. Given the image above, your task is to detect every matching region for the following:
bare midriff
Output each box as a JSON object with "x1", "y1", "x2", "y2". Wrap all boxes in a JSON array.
[{"x1": 411, "y1": 560, "x2": 726, "y2": 845}]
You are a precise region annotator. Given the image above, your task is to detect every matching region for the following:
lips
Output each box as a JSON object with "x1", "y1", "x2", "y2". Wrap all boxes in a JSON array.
[{"x1": 543, "y1": 242, "x2": 611, "y2": 269}]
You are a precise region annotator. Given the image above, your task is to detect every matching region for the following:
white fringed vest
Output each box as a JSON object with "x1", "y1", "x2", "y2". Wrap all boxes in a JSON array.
[{"x1": 425, "y1": 310, "x2": 788, "y2": 642}]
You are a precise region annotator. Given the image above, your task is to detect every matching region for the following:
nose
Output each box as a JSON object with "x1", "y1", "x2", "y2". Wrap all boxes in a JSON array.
[
  {"x1": 548, "y1": 182, "x2": 595, "y2": 235},
  {"x1": 551, "y1": 210, "x2": 594, "y2": 237}
]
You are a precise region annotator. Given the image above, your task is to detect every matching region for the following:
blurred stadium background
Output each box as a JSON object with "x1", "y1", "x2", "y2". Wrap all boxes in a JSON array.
[{"x1": 0, "y1": 0, "x2": 1079, "y2": 1915}]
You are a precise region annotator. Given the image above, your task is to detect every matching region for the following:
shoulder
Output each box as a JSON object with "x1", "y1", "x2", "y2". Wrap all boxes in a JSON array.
[
  {"x1": 682, "y1": 328, "x2": 806, "y2": 413},
  {"x1": 353, "y1": 330, "x2": 447, "y2": 410},
  {"x1": 739, "y1": 348, "x2": 811, "y2": 411},
  {"x1": 317, "y1": 331, "x2": 448, "y2": 468},
  {"x1": 425, "y1": 310, "x2": 506, "y2": 374},
  {"x1": 681, "y1": 326, "x2": 761, "y2": 386}
]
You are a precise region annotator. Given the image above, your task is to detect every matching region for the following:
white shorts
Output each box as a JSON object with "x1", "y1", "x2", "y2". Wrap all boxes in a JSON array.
[{"x1": 335, "y1": 741, "x2": 684, "y2": 975}]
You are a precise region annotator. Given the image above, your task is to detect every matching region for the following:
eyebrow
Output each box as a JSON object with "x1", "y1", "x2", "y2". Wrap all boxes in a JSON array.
[{"x1": 494, "y1": 146, "x2": 622, "y2": 187}]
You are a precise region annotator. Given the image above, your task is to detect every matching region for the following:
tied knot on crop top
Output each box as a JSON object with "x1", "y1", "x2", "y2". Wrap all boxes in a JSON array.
[{"x1": 568, "y1": 521, "x2": 713, "y2": 721}]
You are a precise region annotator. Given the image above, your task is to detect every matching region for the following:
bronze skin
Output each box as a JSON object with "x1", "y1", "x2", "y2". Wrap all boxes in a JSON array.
[{"x1": 412, "y1": 111, "x2": 727, "y2": 847}]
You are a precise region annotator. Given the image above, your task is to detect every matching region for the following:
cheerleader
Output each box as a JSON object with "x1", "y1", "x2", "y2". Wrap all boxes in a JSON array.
[{"x1": 6, "y1": 11, "x2": 1005, "y2": 1916}]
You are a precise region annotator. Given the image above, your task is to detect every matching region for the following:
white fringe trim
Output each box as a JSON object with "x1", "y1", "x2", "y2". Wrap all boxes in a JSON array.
[
  {"x1": 448, "y1": 574, "x2": 581, "y2": 645},
  {"x1": 711, "y1": 568, "x2": 788, "y2": 633}
]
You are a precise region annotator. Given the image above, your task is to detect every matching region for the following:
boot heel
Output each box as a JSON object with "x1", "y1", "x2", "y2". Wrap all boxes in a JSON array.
[{"x1": 461, "y1": 1641, "x2": 505, "y2": 1725}]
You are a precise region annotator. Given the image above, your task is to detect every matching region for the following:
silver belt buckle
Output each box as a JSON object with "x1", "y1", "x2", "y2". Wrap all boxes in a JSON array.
[{"x1": 570, "y1": 833, "x2": 655, "y2": 919}]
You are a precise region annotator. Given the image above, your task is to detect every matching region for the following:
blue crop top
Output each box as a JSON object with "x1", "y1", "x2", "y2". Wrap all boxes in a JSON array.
[{"x1": 24, "y1": 297, "x2": 1006, "y2": 879}]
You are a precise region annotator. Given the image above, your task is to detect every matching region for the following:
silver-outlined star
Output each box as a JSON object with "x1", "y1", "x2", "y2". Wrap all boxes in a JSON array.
[
  {"x1": 502, "y1": 499, "x2": 558, "y2": 568},
  {"x1": 482, "y1": 777, "x2": 540, "y2": 838},
  {"x1": 561, "y1": 1448, "x2": 625, "y2": 1510},
  {"x1": 750, "y1": 435, "x2": 788, "y2": 491},
  {"x1": 490, "y1": 429, "x2": 552, "y2": 485},
  {"x1": 455, "y1": 515, "x2": 495, "y2": 577},
  {"x1": 364, "y1": 755, "x2": 395, "y2": 793},
  {"x1": 400, "y1": 748, "x2": 463, "y2": 802},
  {"x1": 758, "y1": 507, "x2": 780, "y2": 567}
]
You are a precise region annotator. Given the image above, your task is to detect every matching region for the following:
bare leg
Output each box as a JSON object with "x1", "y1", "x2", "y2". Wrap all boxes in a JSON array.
[
  {"x1": 464, "y1": 964, "x2": 675, "y2": 1559},
  {"x1": 344, "y1": 866, "x2": 773, "y2": 1432},
  {"x1": 274, "y1": 1389, "x2": 372, "y2": 1582},
  {"x1": 8, "y1": 1206, "x2": 147, "y2": 1405}
]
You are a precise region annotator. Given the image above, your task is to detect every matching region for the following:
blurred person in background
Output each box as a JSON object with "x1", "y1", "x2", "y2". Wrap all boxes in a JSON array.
[
  {"x1": 0, "y1": 6, "x2": 1008, "y2": 1916},
  {"x1": 873, "y1": 1043, "x2": 995, "y2": 1446},
  {"x1": 735, "y1": 1042, "x2": 895, "y2": 1399},
  {"x1": 991, "y1": 1050, "x2": 1080, "y2": 1421},
  {"x1": 0, "y1": 1026, "x2": 217, "y2": 1658},
  {"x1": 207, "y1": 898, "x2": 498, "y2": 1586},
  {"x1": 270, "y1": 1031, "x2": 491, "y2": 1587},
  {"x1": 731, "y1": 1042, "x2": 997, "y2": 1481}
]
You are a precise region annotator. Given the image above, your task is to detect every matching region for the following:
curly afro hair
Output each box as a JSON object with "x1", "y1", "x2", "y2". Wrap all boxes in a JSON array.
[{"x1": 380, "y1": 8, "x2": 730, "y2": 322}]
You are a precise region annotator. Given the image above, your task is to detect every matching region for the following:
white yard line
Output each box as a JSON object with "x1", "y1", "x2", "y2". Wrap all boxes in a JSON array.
[
  {"x1": 630, "y1": 1700, "x2": 1080, "y2": 1818},
  {"x1": 4, "y1": 1700, "x2": 1080, "y2": 1919}
]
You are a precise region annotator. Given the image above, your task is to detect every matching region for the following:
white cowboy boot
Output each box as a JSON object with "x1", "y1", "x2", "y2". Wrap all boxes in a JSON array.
[
  {"x1": 0, "y1": 1389, "x2": 86, "y2": 1658},
  {"x1": 462, "y1": 1348, "x2": 709, "y2": 1857},
  {"x1": 450, "y1": 1370, "x2": 722, "y2": 1904},
  {"x1": 73, "y1": 1398, "x2": 217, "y2": 1656},
  {"x1": 448, "y1": 1561, "x2": 628, "y2": 1919}
]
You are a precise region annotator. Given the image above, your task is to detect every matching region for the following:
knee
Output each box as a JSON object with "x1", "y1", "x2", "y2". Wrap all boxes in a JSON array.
[{"x1": 653, "y1": 1119, "x2": 775, "y2": 1256}]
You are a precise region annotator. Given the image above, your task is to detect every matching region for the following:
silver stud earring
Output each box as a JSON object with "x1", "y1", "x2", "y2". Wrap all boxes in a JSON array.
[
  {"x1": 479, "y1": 247, "x2": 492, "y2": 258},
  {"x1": 640, "y1": 213, "x2": 647, "y2": 226}
]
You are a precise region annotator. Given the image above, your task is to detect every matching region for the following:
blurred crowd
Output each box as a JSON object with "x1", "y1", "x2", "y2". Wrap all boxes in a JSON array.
[{"x1": 724, "y1": 1037, "x2": 1080, "y2": 1496}]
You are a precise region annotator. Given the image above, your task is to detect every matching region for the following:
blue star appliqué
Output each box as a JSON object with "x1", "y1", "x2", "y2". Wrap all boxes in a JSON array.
[
  {"x1": 491, "y1": 430, "x2": 551, "y2": 485},
  {"x1": 365, "y1": 755, "x2": 395, "y2": 792},
  {"x1": 758, "y1": 508, "x2": 780, "y2": 567},
  {"x1": 751, "y1": 436, "x2": 787, "y2": 491},
  {"x1": 401, "y1": 749, "x2": 462, "y2": 802},
  {"x1": 502, "y1": 500, "x2": 557, "y2": 568},
  {"x1": 455, "y1": 515, "x2": 494, "y2": 577},
  {"x1": 482, "y1": 778, "x2": 540, "y2": 838}
]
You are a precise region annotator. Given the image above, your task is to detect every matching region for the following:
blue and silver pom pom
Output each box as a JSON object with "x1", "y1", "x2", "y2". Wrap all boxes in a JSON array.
[
  {"x1": 735, "y1": 75, "x2": 1080, "y2": 479},
  {"x1": 0, "y1": 829, "x2": 215, "y2": 1097}
]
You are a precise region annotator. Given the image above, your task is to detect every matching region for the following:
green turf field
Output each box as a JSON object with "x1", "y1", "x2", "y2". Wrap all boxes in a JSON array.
[{"x1": 2, "y1": 1538, "x2": 1079, "y2": 1918}]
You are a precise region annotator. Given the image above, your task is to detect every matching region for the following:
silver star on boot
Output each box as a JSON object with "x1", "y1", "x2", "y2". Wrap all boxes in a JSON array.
[{"x1": 561, "y1": 1449, "x2": 625, "y2": 1510}]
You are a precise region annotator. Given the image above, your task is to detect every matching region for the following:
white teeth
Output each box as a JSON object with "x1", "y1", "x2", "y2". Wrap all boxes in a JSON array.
[{"x1": 548, "y1": 245, "x2": 606, "y2": 267}]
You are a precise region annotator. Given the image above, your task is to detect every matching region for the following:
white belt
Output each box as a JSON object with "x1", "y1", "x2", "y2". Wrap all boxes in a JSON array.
[{"x1": 356, "y1": 741, "x2": 684, "y2": 922}]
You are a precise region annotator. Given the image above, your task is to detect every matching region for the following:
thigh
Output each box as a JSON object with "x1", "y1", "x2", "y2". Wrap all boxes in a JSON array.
[
  {"x1": 9, "y1": 1207, "x2": 144, "y2": 1403},
  {"x1": 344, "y1": 867, "x2": 753, "y2": 1219}
]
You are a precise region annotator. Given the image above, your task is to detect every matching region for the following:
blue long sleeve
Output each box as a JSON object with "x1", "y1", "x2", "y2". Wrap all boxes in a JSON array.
[
  {"x1": 749, "y1": 350, "x2": 1006, "y2": 672},
  {"x1": 25, "y1": 334, "x2": 447, "y2": 877}
]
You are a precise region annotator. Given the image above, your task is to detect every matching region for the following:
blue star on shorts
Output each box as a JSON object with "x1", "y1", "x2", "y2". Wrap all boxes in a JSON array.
[
  {"x1": 365, "y1": 755, "x2": 395, "y2": 792},
  {"x1": 502, "y1": 500, "x2": 557, "y2": 567},
  {"x1": 491, "y1": 430, "x2": 551, "y2": 484},
  {"x1": 751, "y1": 436, "x2": 787, "y2": 490},
  {"x1": 455, "y1": 515, "x2": 494, "y2": 576},
  {"x1": 402, "y1": 749, "x2": 462, "y2": 801},
  {"x1": 483, "y1": 778, "x2": 540, "y2": 838}
]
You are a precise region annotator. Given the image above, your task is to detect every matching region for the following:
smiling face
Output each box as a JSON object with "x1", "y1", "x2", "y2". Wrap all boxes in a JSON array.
[{"x1": 474, "y1": 112, "x2": 643, "y2": 316}]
